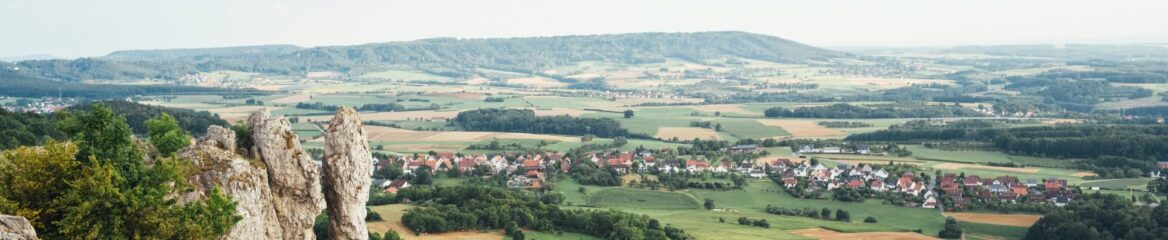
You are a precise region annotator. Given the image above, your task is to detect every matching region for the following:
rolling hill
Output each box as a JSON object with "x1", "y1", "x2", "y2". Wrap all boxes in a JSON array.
[{"x1": 7, "y1": 31, "x2": 848, "y2": 82}]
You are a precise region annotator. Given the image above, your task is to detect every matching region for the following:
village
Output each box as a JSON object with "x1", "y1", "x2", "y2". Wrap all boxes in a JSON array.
[{"x1": 366, "y1": 142, "x2": 1079, "y2": 213}]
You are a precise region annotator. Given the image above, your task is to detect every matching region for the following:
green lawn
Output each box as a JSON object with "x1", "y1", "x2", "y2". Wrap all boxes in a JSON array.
[{"x1": 587, "y1": 188, "x2": 700, "y2": 210}]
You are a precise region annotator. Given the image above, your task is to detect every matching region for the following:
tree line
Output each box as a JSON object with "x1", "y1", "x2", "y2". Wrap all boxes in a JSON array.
[
  {"x1": 1024, "y1": 192, "x2": 1168, "y2": 240},
  {"x1": 763, "y1": 103, "x2": 985, "y2": 119},
  {"x1": 454, "y1": 108, "x2": 645, "y2": 138},
  {"x1": 393, "y1": 185, "x2": 690, "y2": 240}
]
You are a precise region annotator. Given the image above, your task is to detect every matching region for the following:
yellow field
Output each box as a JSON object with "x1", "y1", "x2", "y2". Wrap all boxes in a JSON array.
[
  {"x1": 756, "y1": 119, "x2": 846, "y2": 138},
  {"x1": 789, "y1": 228, "x2": 936, "y2": 240},
  {"x1": 655, "y1": 127, "x2": 720, "y2": 140},
  {"x1": 947, "y1": 213, "x2": 1041, "y2": 227}
]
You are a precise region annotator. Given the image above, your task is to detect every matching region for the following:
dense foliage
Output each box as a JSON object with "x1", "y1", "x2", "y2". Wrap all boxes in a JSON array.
[
  {"x1": 394, "y1": 185, "x2": 689, "y2": 240},
  {"x1": 0, "y1": 108, "x2": 65, "y2": 150},
  {"x1": 72, "y1": 100, "x2": 229, "y2": 136},
  {"x1": 455, "y1": 108, "x2": 639, "y2": 138},
  {"x1": 1024, "y1": 193, "x2": 1167, "y2": 240},
  {"x1": 145, "y1": 113, "x2": 192, "y2": 157},
  {"x1": 0, "y1": 104, "x2": 240, "y2": 239}
]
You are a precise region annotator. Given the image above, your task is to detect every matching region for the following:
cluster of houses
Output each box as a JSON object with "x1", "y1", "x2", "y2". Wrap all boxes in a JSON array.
[
  {"x1": 0, "y1": 97, "x2": 76, "y2": 114},
  {"x1": 771, "y1": 160, "x2": 923, "y2": 195},
  {"x1": 767, "y1": 158, "x2": 1076, "y2": 209},
  {"x1": 372, "y1": 151, "x2": 570, "y2": 192},
  {"x1": 936, "y1": 174, "x2": 1074, "y2": 209},
  {"x1": 369, "y1": 148, "x2": 776, "y2": 193},
  {"x1": 651, "y1": 158, "x2": 767, "y2": 178}
]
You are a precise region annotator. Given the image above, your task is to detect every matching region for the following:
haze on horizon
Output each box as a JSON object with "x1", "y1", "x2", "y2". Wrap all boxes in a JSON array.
[{"x1": 3, "y1": 0, "x2": 1167, "y2": 59}]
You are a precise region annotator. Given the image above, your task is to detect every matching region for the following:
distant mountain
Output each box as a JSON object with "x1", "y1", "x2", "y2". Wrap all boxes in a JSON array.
[
  {"x1": 104, "y1": 45, "x2": 303, "y2": 61},
  {"x1": 0, "y1": 54, "x2": 57, "y2": 62},
  {"x1": 6, "y1": 31, "x2": 847, "y2": 82}
]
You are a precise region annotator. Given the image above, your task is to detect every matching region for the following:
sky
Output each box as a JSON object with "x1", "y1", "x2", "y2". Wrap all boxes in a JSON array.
[{"x1": 2, "y1": 0, "x2": 1167, "y2": 58}]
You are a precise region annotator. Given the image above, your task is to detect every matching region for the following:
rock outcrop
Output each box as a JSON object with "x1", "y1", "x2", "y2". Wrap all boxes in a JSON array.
[
  {"x1": 180, "y1": 111, "x2": 327, "y2": 240},
  {"x1": 178, "y1": 125, "x2": 274, "y2": 239},
  {"x1": 0, "y1": 214, "x2": 37, "y2": 240},
  {"x1": 322, "y1": 107, "x2": 372, "y2": 239},
  {"x1": 247, "y1": 110, "x2": 326, "y2": 240},
  {"x1": 179, "y1": 109, "x2": 375, "y2": 240}
]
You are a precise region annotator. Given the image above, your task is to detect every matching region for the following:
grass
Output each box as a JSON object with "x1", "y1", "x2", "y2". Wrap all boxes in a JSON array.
[
  {"x1": 960, "y1": 221, "x2": 1030, "y2": 240},
  {"x1": 587, "y1": 188, "x2": 700, "y2": 210},
  {"x1": 1008, "y1": 155, "x2": 1076, "y2": 168},
  {"x1": 906, "y1": 145, "x2": 1014, "y2": 164},
  {"x1": 690, "y1": 181, "x2": 947, "y2": 234},
  {"x1": 1079, "y1": 178, "x2": 1152, "y2": 190},
  {"x1": 714, "y1": 118, "x2": 790, "y2": 139}
]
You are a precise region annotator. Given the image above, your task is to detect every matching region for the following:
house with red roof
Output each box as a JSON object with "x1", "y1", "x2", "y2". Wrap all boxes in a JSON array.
[
  {"x1": 846, "y1": 179, "x2": 865, "y2": 188},
  {"x1": 963, "y1": 175, "x2": 982, "y2": 186}
]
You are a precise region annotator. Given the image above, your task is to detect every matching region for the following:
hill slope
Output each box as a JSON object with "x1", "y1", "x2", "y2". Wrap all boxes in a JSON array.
[{"x1": 8, "y1": 31, "x2": 846, "y2": 81}]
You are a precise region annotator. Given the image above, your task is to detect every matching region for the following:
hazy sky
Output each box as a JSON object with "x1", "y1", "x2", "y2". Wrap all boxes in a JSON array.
[{"x1": 3, "y1": 0, "x2": 1166, "y2": 58}]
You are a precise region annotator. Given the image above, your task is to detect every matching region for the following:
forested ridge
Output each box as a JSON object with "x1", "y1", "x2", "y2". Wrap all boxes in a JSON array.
[
  {"x1": 6, "y1": 32, "x2": 844, "y2": 82},
  {"x1": 0, "y1": 63, "x2": 256, "y2": 98}
]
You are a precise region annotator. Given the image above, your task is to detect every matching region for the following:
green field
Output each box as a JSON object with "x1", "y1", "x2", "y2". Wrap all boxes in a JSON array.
[
  {"x1": 587, "y1": 188, "x2": 700, "y2": 210},
  {"x1": 1079, "y1": 178, "x2": 1152, "y2": 190},
  {"x1": 961, "y1": 221, "x2": 1030, "y2": 240},
  {"x1": 906, "y1": 145, "x2": 1014, "y2": 164}
]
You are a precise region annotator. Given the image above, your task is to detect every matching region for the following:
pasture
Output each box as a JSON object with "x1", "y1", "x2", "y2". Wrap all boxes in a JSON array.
[
  {"x1": 587, "y1": 188, "x2": 700, "y2": 210},
  {"x1": 655, "y1": 127, "x2": 721, "y2": 140}
]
